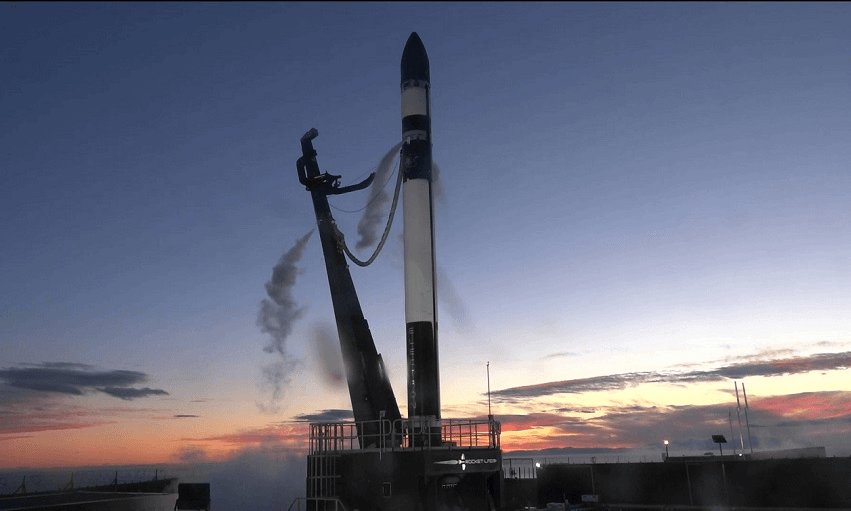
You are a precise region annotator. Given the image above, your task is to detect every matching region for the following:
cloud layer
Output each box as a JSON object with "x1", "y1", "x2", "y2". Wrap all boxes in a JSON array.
[
  {"x1": 495, "y1": 391, "x2": 851, "y2": 457},
  {"x1": 292, "y1": 409, "x2": 353, "y2": 422},
  {"x1": 492, "y1": 351, "x2": 851, "y2": 402},
  {"x1": 0, "y1": 362, "x2": 168, "y2": 400}
]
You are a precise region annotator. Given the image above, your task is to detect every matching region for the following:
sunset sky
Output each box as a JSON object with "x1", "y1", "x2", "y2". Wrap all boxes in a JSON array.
[{"x1": 3, "y1": 2, "x2": 851, "y2": 474}]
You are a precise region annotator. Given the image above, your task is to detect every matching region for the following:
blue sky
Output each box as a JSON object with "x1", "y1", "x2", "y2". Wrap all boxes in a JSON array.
[{"x1": 2, "y1": 2, "x2": 851, "y2": 471}]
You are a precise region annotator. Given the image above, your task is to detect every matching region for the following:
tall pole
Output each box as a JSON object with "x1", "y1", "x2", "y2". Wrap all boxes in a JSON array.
[
  {"x1": 735, "y1": 382, "x2": 745, "y2": 452},
  {"x1": 401, "y1": 32, "x2": 440, "y2": 446},
  {"x1": 728, "y1": 412, "x2": 737, "y2": 456},
  {"x1": 487, "y1": 361, "x2": 492, "y2": 419},
  {"x1": 743, "y1": 383, "x2": 754, "y2": 454}
]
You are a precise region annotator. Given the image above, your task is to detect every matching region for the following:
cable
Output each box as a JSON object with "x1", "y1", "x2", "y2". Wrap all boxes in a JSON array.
[
  {"x1": 329, "y1": 164, "x2": 398, "y2": 214},
  {"x1": 336, "y1": 159, "x2": 403, "y2": 267}
]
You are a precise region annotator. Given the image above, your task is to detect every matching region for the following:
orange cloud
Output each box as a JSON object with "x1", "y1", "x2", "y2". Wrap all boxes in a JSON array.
[
  {"x1": 179, "y1": 422, "x2": 310, "y2": 458},
  {"x1": 752, "y1": 391, "x2": 851, "y2": 420}
]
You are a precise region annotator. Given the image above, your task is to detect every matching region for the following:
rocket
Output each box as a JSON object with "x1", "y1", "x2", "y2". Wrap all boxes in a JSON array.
[{"x1": 401, "y1": 32, "x2": 441, "y2": 445}]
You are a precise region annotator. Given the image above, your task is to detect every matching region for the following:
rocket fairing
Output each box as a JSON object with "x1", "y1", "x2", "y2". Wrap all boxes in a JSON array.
[{"x1": 401, "y1": 32, "x2": 441, "y2": 444}]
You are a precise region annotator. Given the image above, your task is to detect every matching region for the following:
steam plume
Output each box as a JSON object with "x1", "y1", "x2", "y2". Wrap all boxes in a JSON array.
[
  {"x1": 257, "y1": 230, "x2": 314, "y2": 411},
  {"x1": 356, "y1": 142, "x2": 403, "y2": 251},
  {"x1": 311, "y1": 321, "x2": 345, "y2": 389},
  {"x1": 431, "y1": 162, "x2": 468, "y2": 334},
  {"x1": 436, "y1": 264, "x2": 474, "y2": 336},
  {"x1": 431, "y1": 161, "x2": 444, "y2": 204}
]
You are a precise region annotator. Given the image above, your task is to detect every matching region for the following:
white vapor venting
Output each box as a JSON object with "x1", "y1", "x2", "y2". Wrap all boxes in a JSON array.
[
  {"x1": 436, "y1": 264, "x2": 474, "y2": 336},
  {"x1": 257, "y1": 230, "x2": 314, "y2": 412},
  {"x1": 311, "y1": 321, "x2": 345, "y2": 389},
  {"x1": 356, "y1": 142, "x2": 403, "y2": 251}
]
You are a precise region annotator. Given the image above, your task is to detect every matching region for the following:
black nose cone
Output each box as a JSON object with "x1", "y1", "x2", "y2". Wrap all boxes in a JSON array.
[{"x1": 401, "y1": 32, "x2": 430, "y2": 83}]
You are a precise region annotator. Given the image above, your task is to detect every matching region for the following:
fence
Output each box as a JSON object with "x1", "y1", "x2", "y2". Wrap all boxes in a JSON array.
[{"x1": 309, "y1": 418, "x2": 500, "y2": 454}]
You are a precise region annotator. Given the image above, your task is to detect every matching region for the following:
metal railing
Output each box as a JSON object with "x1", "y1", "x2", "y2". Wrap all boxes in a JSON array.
[
  {"x1": 287, "y1": 496, "x2": 348, "y2": 511},
  {"x1": 504, "y1": 458, "x2": 538, "y2": 479},
  {"x1": 441, "y1": 418, "x2": 501, "y2": 449},
  {"x1": 0, "y1": 470, "x2": 174, "y2": 496},
  {"x1": 308, "y1": 418, "x2": 500, "y2": 454}
]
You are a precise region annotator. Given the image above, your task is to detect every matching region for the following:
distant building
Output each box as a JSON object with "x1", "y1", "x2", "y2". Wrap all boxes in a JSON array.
[
  {"x1": 746, "y1": 446, "x2": 826, "y2": 460},
  {"x1": 667, "y1": 446, "x2": 827, "y2": 463}
]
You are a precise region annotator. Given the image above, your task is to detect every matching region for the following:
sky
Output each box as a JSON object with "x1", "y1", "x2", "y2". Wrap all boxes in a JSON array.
[{"x1": 2, "y1": 1, "x2": 851, "y2": 482}]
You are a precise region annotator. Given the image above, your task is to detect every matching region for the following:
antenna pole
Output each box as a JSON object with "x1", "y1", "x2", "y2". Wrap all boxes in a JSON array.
[
  {"x1": 743, "y1": 383, "x2": 754, "y2": 454},
  {"x1": 735, "y1": 382, "x2": 745, "y2": 452},
  {"x1": 728, "y1": 411, "x2": 737, "y2": 456},
  {"x1": 487, "y1": 361, "x2": 492, "y2": 420}
]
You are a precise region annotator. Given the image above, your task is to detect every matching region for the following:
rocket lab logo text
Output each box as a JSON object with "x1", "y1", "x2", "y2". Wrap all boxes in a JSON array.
[
  {"x1": 408, "y1": 329, "x2": 416, "y2": 404},
  {"x1": 434, "y1": 454, "x2": 498, "y2": 471}
]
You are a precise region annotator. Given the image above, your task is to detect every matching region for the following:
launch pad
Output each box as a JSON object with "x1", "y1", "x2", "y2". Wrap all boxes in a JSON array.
[{"x1": 307, "y1": 419, "x2": 502, "y2": 511}]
